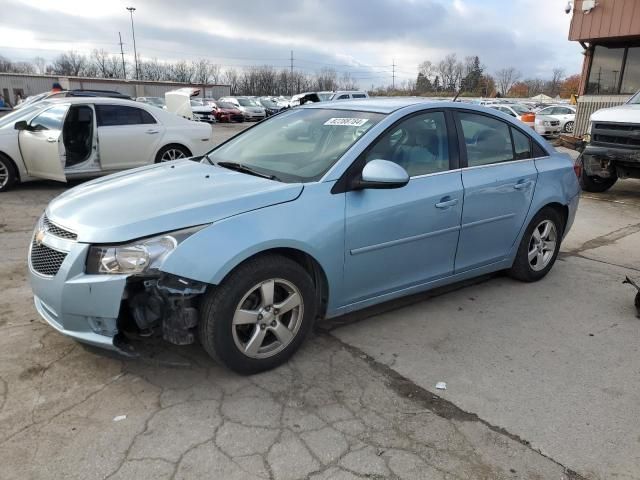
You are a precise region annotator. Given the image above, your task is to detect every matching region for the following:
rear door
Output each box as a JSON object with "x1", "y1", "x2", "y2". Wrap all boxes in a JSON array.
[
  {"x1": 18, "y1": 103, "x2": 69, "y2": 181},
  {"x1": 453, "y1": 110, "x2": 538, "y2": 272},
  {"x1": 95, "y1": 104, "x2": 165, "y2": 170}
]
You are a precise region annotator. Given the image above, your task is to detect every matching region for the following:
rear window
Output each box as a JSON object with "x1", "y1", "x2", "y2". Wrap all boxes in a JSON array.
[{"x1": 96, "y1": 105, "x2": 156, "y2": 126}]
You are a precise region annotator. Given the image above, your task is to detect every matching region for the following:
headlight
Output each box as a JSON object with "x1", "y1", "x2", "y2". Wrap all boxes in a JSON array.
[
  {"x1": 542, "y1": 120, "x2": 550, "y2": 126},
  {"x1": 86, "y1": 226, "x2": 205, "y2": 275}
]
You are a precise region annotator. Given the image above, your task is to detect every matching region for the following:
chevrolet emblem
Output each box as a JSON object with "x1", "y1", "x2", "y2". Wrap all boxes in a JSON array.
[{"x1": 35, "y1": 230, "x2": 46, "y2": 246}]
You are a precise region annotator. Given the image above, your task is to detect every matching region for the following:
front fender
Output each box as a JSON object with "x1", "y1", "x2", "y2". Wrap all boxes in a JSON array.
[{"x1": 159, "y1": 181, "x2": 346, "y2": 312}]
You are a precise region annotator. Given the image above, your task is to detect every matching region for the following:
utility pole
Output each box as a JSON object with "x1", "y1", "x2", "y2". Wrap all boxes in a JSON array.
[
  {"x1": 126, "y1": 7, "x2": 139, "y2": 80},
  {"x1": 290, "y1": 50, "x2": 294, "y2": 95},
  {"x1": 118, "y1": 32, "x2": 126, "y2": 80},
  {"x1": 392, "y1": 59, "x2": 396, "y2": 90}
]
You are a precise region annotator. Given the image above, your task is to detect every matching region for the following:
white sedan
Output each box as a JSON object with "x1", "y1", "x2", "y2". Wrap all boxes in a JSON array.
[
  {"x1": 0, "y1": 97, "x2": 214, "y2": 192},
  {"x1": 535, "y1": 105, "x2": 576, "y2": 134},
  {"x1": 488, "y1": 104, "x2": 536, "y2": 129}
]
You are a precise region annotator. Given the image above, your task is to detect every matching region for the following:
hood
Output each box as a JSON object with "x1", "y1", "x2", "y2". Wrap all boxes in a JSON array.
[
  {"x1": 590, "y1": 104, "x2": 640, "y2": 124},
  {"x1": 46, "y1": 160, "x2": 303, "y2": 243},
  {"x1": 219, "y1": 107, "x2": 241, "y2": 114}
]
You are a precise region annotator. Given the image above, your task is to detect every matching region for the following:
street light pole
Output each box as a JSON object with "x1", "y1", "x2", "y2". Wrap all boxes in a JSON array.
[{"x1": 126, "y1": 7, "x2": 139, "y2": 80}]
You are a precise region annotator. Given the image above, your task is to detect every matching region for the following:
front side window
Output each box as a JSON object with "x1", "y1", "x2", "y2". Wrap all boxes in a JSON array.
[
  {"x1": 337, "y1": 95, "x2": 350, "y2": 100},
  {"x1": 458, "y1": 112, "x2": 514, "y2": 166},
  {"x1": 207, "y1": 108, "x2": 384, "y2": 182},
  {"x1": 29, "y1": 104, "x2": 69, "y2": 131},
  {"x1": 364, "y1": 111, "x2": 450, "y2": 177},
  {"x1": 96, "y1": 105, "x2": 156, "y2": 126},
  {"x1": 587, "y1": 45, "x2": 625, "y2": 94}
]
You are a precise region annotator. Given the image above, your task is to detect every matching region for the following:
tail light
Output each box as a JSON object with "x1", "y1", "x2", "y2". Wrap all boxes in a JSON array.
[
  {"x1": 573, "y1": 160, "x2": 582, "y2": 178},
  {"x1": 521, "y1": 113, "x2": 535, "y2": 123}
]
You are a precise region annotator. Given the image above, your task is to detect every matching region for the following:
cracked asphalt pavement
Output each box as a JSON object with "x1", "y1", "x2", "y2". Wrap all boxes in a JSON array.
[{"x1": 1, "y1": 128, "x2": 638, "y2": 479}]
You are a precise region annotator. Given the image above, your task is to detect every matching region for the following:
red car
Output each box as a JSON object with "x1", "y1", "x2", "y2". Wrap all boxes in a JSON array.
[{"x1": 214, "y1": 101, "x2": 245, "y2": 123}]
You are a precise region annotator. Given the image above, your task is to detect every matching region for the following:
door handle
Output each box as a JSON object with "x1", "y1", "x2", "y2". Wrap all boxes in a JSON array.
[
  {"x1": 513, "y1": 180, "x2": 533, "y2": 190},
  {"x1": 145, "y1": 129, "x2": 159, "y2": 134},
  {"x1": 435, "y1": 197, "x2": 459, "y2": 209},
  {"x1": 46, "y1": 137, "x2": 57, "y2": 143}
]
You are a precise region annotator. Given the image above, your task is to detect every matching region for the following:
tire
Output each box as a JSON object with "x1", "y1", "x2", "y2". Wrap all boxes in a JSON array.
[
  {"x1": 564, "y1": 121, "x2": 574, "y2": 134},
  {"x1": 508, "y1": 207, "x2": 563, "y2": 282},
  {"x1": 578, "y1": 156, "x2": 617, "y2": 192},
  {"x1": 155, "y1": 144, "x2": 191, "y2": 163},
  {"x1": 198, "y1": 254, "x2": 317, "y2": 374},
  {"x1": 0, "y1": 154, "x2": 18, "y2": 193}
]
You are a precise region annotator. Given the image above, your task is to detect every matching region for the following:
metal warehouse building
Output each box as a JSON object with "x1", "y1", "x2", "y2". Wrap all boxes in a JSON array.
[{"x1": 0, "y1": 72, "x2": 231, "y2": 106}]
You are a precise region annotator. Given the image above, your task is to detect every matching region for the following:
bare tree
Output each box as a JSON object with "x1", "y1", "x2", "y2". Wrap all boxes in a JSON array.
[
  {"x1": 171, "y1": 60, "x2": 194, "y2": 83},
  {"x1": 33, "y1": 56, "x2": 47, "y2": 74},
  {"x1": 547, "y1": 68, "x2": 565, "y2": 97},
  {"x1": 52, "y1": 51, "x2": 88, "y2": 76},
  {"x1": 224, "y1": 68, "x2": 240, "y2": 95},
  {"x1": 495, "y1": 67, "x2": 521, "y2": 96}
]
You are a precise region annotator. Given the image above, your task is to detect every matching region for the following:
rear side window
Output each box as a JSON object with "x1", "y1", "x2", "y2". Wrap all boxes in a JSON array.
[
  {"x1": 337, "y1": 95, "x2": 350, "y2": 100},
  {"x1": 352, "y1": 94, "x2": 367, "y2": 98},
  {"x1": 96, "y1": 105, "x2": 156, "y2": 126},
  {"x1": 512, "y1": 128, "x2": 532, "y2": 160},
  {"x1": 458, "y1": 112, "x2": 514, "y2": 166}
]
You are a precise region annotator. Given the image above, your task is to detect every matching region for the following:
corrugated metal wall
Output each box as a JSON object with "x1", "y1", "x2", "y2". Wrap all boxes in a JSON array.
[
  {"x1": 570, "y1": 0, "x2": 640, "y2": 41},
  {"x1": 575, "y1": 94, "x2": 630, "y2": 136},
  {"x1": 0, "y1": 73, "x2": 230, "y2": 104}
]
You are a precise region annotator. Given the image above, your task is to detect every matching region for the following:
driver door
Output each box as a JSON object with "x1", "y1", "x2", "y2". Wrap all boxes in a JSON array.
[{"x1": 18, "y1": 104, "x2": 69, "y2": 182}]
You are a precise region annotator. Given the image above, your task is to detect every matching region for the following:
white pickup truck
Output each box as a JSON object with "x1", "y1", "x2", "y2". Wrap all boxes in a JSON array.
[{"x1": 578, "y1": 92, "x2": 640, "y2": 192}]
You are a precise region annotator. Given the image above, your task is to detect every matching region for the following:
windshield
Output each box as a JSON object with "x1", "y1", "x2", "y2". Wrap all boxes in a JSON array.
[
  {"x1": 260, "y1": 99, "x2": 277, "y2": 108},
  {"x1": 216, "y1": 102, "x2": 236, "y2": 109},
  {"x1": 190, "y1": 99, "x2": 204, "y2": 106},
  {"x1": 207, "y1": 108, "x2": 384, "y2": 182},
  {"x1": 511, "y1": 105, "x2": 531, "y2": 115},
  {"x1": 0, "y1": 102, "x2": 51, "y2": 129},
  {"x1": 238, "y1": 98, "x2": 258, "y2": 107},
  {"x1": 627, "y1": 91, "x2": 640, "y2": 104},
  {"x1": 318, "y1": 93, "x2": 333, "y2": 101}
]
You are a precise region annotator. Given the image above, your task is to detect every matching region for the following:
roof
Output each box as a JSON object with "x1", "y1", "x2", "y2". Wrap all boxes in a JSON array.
[
  {"x1": 301, "y1": 97, "x2": 451, "y2": 114},
  {"x1": 43, "y1": 97, "x2": 145, "y2": 106}
]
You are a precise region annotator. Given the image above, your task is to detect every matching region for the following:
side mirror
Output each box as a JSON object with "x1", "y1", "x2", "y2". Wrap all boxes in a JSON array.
[
  {"x1": 14, "y1": 120, "x2": 29, "y2": 131},
  {"x1": 353, "y1": 159, "x2": 409, "y2": 190}
]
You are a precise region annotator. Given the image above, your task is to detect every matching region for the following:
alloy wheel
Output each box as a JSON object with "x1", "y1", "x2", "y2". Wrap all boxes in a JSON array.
[
  {"x1": 231, "y1": 278, "x2": 304, "y2": 359},
  {"x1": 564, "y1": 121, "x2": 574, "y2": 133},
  {"x1": 160, "y1": 148, "x2": 187, "y2": 162},
  {"x1": 0, "y1": 162, "x2": 8, "y2": 188},
  {"x1": 528, "y1": 220, "x2": 557, "y2": 271}
]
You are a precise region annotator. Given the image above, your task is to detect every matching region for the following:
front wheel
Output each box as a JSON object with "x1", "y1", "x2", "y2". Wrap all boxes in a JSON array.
[
  {"x1": 508, "y1": 207, "x2": 563, "y2": 282},
  {"x1": 0, "y1": 154, "x2": 18, "y2": 192},
  {"x1": 198, "y1": 254, "x2": 317, "y2": 374},
  {"x1": 578, "y1": 156, "x2": 617, "y2": 192}
]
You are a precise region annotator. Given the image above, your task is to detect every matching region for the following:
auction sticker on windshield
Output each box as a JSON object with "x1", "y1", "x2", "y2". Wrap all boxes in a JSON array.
[{"x1": 324, "y1": 118, "x2": 369, "y2": 127}]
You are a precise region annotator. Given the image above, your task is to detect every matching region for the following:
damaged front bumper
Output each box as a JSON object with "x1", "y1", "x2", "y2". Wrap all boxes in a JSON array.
[
  {"x1": 29, "y1": 238, "x2": 208, "y2": 356},
  {"x1": 580, "y1": 144, "x2": 640, "y2": 179}
]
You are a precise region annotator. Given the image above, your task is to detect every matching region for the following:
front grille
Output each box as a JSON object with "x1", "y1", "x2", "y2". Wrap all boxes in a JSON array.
[
  {"x1": 30, "y1": 238, "x2": 67, "y2": 276},
  {"x1": 592, "y1": 122, "x2": 640, "y2": 147},
  {"x1": 43, "y1": 216, "x2": 77, "y2": 240}
]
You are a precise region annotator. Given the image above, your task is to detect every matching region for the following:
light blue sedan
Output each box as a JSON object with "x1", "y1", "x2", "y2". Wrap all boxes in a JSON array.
[{"x1": 29, "y1": 99, "x2": 580, "y2": 373}]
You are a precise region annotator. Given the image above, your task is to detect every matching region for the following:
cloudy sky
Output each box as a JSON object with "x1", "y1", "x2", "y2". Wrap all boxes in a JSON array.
[{"x1": 1, "y1": 0, "x2": 582, "y2": 87}]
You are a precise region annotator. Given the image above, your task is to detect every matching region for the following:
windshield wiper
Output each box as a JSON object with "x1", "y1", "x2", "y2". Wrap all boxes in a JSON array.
[{"x1": 216, "y1": 161, "x2": 280, "y2": 181}]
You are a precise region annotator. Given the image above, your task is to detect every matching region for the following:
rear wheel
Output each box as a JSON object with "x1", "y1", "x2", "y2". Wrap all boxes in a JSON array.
[
  {"x1": 0, "y1": 154, "x2": 18, "y2": 192},
  {"x1": 564, "y1": 121, "x2": 574, "y2": 134},
  {"x1": 199, "y1": 254, "x2": 317, "y2": 374},
  {"x1": 578, "y1": 156, "x2": 617, "y2": 192},
  {"x1": 155, "y1": 145, "x2": 191, "y2": 163},
  {"x1": 508, "y1": 207, "x2": 563, "y2": 282}
]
